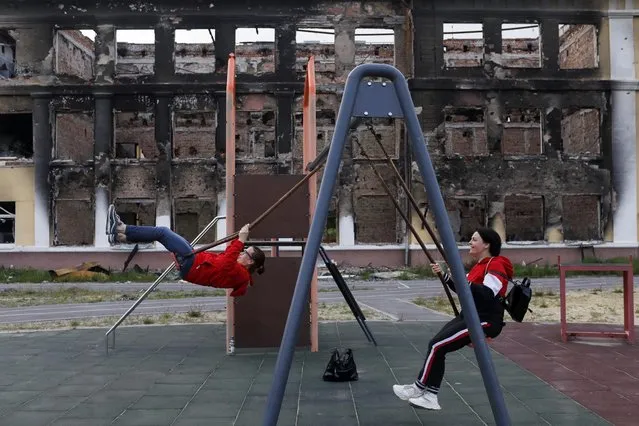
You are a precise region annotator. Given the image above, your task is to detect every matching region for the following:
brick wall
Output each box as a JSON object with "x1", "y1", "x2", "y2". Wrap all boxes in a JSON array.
[
  {"x1": 114, "y1": 112, "x2": 157, "y2": 159},
  {"x1": 55, "y1": 113, "x2": 93, "y2": 162},
  {"x1": 562, "y1": 195, "x2": 600, "y2": 240},
  {"x1": 444, "y1": 108, "x2": 488, "y2": 156},
  {"x1": 561, "y1": 108, "x2": 600, "y2": 156},
  {"x1": 559, "y1": 24, "x2": 598, "y2": 69},
  {"x1": 504, "y1": 195, "x2": 544, "y2": 241},
  {"x1": 55, "y1": 30, "x2": 94, "y2": 80},
  {"x1": 502, "y1": 109, "x2": 542, "y2": 155}
]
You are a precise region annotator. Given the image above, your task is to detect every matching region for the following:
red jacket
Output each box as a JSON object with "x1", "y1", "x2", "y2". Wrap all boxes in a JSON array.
[
  {"x1": 184, "y1": 239, "x2": 253, "y2": 297},
  {"x1": 466, "y1": 256, "x2": 514, "y2": 297}
]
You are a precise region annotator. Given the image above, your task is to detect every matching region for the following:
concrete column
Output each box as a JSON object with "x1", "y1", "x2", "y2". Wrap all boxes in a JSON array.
[
  {"x1": 215, "y1": 24, "x2": 236, "y2": 154},
  {"x1": 609, "y1": 8, "x2": 637, "y2": 242},
  {"x1": 155, "y1": 94, "x2": 172, "y2": 228},
  {"x1": 334, "y1": 20, "x2": 356, "y2": 246},
  {"x1": 32, "y1": 94, "x2": 52, "y2": 247},
  {"x1": 94, "y1": 93, "x2": 113, "y2": 247},
  {"x1": 94, "y1": 25, "x2": 116, "y2": 84}
]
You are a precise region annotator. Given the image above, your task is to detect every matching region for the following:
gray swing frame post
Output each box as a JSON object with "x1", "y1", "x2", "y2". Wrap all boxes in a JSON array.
[{"x1": 262, "y1": 63, "x2": 511, "y2": 426}]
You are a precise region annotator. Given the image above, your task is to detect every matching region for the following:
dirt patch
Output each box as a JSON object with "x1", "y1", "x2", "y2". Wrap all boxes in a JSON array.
[{"x1": 413, "y1": 286, "x2": 639, "y2": 324}]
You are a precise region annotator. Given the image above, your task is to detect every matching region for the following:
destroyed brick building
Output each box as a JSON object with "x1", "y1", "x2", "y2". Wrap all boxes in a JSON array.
[{"x1": 0, "y1": 0, "x2": 636, "y2": 268}]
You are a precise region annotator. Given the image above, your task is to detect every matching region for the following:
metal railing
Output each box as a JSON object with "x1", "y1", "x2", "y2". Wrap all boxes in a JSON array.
[{"x1": 105, "y1": 215, "x2": 226, "y2": 353}]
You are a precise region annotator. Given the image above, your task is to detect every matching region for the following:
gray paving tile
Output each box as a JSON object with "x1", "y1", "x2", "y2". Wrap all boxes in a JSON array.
[
  {"x1": 0, "y1": 410, "x2": 64, "y2": 426},
  {"x1": 113, "y1": 408, "x2": 181, "y2": 425},
  {"x1": 0, "y1": 323, "x2": 609, "y2": 426},
  {"x1": 178, "y1": 401, "x2": 241, "y2": 418},
  {"x1": 20, "y1": 396, "x2": 87, "y2": 411},
  {"x1": 50, "y1": 417, "x2": 114, "y2": 426},
  {"x1": 172, "y1": 418, "x2": 236, "y2": 426}
]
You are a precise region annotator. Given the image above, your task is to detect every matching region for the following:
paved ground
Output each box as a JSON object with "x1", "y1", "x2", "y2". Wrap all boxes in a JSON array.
[
  {"x1": 492, "y1": 322, "x2": 639, "y2": 426},
  {"x1": 0, "y1": 275, "x2": 627, "y2": 324},
  {"x1": 0, "y1": 322, "x2": 611, "y2": 426}
]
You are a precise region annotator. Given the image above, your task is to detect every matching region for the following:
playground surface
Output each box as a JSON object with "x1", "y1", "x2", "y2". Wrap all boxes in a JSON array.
[{"x1": 0, "y1": 321, "x2": 633, "y2": 426}]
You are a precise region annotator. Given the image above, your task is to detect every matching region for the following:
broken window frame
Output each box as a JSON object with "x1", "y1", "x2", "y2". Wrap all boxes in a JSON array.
[
  {"x1": 234, "y1": 27, "x2": 276, "y2": 75},
  {"x1": 174, "y1": 28, "x2": 217, "y2": 75},
  {"x1": 115, "y1": 28, "x2": 156, "y2": 77},
  {"x1": 558, "y1": 23, "x2": 600, "y2": 70},
  {"x1": 442, "y1": 22, "x2": 484, "y2": 68},
  {"x1": 0, "y1": 30, "x2": 16, "y2": 79},
  {"x1": 500, "y1": 22, "x2": 541, "y2": 69},
  {"x1": 0, "y1": 202, "x2": 16, "y2": 246}
]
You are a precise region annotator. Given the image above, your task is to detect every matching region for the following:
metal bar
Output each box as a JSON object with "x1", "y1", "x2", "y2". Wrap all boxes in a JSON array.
[
  {"x1": 192, "y1": 165, "x2": 325, "y2": 255},
  {"x1": 366, "y1": 123, "x2": 449, "y2": 263},
  {"x1": 104, "y1": 215, "x2": 226, "y2": 351},
  {"x1": 352, "y1": 137, "x2": 459, "y2": 317},
  {"x1": 262, "y1": 63, "x2": 510, "y2": 426},
  {"x1": 303, "y1": 55, "x2": 319, "y2": 353},
  {"x1": 225, "y1": 52, "x2": 237, "y2": 355}
]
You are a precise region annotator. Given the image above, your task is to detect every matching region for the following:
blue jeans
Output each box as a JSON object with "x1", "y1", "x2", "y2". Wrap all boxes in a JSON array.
[{"x1": 125, "y1": 226, "x2": 195, "y2": 278}]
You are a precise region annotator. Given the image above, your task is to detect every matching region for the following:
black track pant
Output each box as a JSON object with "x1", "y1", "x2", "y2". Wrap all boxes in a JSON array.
[{"x1": 414, "y1": 315, "x2": 502, "y2": 393}]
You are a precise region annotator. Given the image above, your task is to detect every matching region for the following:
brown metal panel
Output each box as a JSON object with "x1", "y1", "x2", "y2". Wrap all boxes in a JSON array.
[
  {"x1": 234, "y1": 174, "x2": 309, "y2": 239},
  {"x1": 233, "y1": 257, "x2": 309, "y2": 348}
]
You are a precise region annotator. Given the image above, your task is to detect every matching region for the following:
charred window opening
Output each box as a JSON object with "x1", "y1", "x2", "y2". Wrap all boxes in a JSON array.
[
  {"x1": 113, "y1": 201, "x2": 156, "y2": 227},
  {"x1": 173, "y1": 111, "x2": 216, "y2": 158},
  {"x1": 235, "y1": 28, "x2": 275, "y2": 75},
  {"x1": 502, "y1": 109, "x2": 542, "y2": 155},
  {"x1": 443, "y1": 107, "x2": 487, "y2": 156},
  {"x1": 0, "y1": 113, "x2": 33, "y2": 159},
  {"x1": 116, "y1": 29, "x2": 155, "y2": 76},
  {"x1": 55, "y1": 113, "x2": 94, "y2": 162},
  {"x1": 174, "y1": 199, "x2": 216, "y2": 243},
  {"x1": 355, "y1": 28, "x2": 394, "y2": 66},
  {"x1": 504, "y1": 195, "x2": 544, "y2": 241},
  {"x1": 0, "y1": 30, "x2": 16, "y2": 78},
  {"x1": 175, "y1": 29, "x2": 216, "y2": 74},
  {"x1": 561, "y1": 108, "x2": 601, "y2": 157},
  {"x1": 446, "y1": 197, "x2": 486, "y2": 242},
  {"x1": 295, "y1": 28, "x2": 334, "y2": 82},
  {"x1": 501, "y1": 23, "x2": 540, "y2": 68},
  {"x1": 0, "y1": 202, "x2": 15, "y2": 244},
  {"x1": 563, "y1": 195, "x2": 601, "y2": 241},
  {"x1": 323, "y1": 198, "x2": 338, "y2": 244},
  {"x1": 355, "y1": 195, "x2": 397, "y2": 244},
  {"x1": 559, "y1": 24, "x2": 599, "y2": 69},
  {"x1": 114, "y1": 111, "x2": 156, "y2": 159},
  {"x1": 236, "y1": 95, "x2": 276, "y2": 158},
  {"x1": 54, "y1": 29, "x2": 95, "y2": 80},
  {"x1": 443, "y1": 23, "x2": 483, "y2": 68}
]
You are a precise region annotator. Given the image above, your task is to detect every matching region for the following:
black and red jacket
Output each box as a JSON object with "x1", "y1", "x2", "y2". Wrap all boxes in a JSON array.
[{"x1": 442, "y1": 256, "x2": 514, "y2": 320}]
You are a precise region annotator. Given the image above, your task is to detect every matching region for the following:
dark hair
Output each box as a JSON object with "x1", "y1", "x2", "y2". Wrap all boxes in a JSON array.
[
  {"x1": 476, "y1": 227, "x2": 502, "y2": 257},
  {"x1": 247, "y1": 246, "x2": 266, "y2": 275}
]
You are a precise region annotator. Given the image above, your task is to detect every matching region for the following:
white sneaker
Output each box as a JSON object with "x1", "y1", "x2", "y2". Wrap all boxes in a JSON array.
[
  {"x1": 409, "y1": 392, "x2": 441, "y2": 410},
  {"x1": 392, "y1": 383, "x2": 424, "y2": 401}
]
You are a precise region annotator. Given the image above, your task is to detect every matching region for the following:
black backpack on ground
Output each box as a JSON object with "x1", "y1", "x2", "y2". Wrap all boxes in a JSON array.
[{"x1": 322, "y1": 348, "x2": 358, "y2": 382}]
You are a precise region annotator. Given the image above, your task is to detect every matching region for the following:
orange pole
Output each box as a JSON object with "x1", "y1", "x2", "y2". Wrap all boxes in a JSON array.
[
  {"x1": 303, "y1": 56, "x2": 319, "y2": 352},
  {"x1": 225, "y1": 53, "x2": 237, "y2": 354}
]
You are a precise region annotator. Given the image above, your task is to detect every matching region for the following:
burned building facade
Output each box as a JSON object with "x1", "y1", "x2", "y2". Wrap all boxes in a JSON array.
[{"x1": 0, "y1": 0, "x2": 635, "y2": 267}]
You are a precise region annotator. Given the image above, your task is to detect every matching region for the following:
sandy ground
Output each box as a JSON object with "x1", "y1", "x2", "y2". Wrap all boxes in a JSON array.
[{"x1": 415, "y1": 286, "x2": 639, "y2": 324}]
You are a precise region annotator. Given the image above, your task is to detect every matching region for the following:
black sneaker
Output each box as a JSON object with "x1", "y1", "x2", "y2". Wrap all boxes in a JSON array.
[{"x1": 106, "y1": 204, "x2": 121, "y2": 245}]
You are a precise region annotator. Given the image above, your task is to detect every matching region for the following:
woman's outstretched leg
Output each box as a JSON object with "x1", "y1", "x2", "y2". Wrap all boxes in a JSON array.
[{"x1": 106, "y1": 205, "x2": 194, "y2": 275}]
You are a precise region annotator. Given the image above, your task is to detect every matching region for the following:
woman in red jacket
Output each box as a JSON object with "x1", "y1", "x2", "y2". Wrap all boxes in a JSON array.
[
  {"x1": 392, "y1": 227, "x2": 513, "y2": 411},
  {"x1": 106, "y1": 204, "x2": 265, "y2": 297}
]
